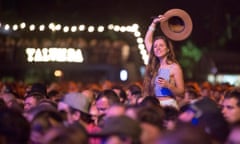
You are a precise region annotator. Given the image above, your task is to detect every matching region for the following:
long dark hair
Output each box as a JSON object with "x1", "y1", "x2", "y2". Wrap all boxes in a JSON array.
[{"x1": 143, "y1": 36, "x2": 177, "y2": 97}]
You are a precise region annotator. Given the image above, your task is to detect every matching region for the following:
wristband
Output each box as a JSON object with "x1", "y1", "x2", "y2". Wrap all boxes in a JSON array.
[{"x1": 148, "y1": 26, "x2": 155, "y2": 31}]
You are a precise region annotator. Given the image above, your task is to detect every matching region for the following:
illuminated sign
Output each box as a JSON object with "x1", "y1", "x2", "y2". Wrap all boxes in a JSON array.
[{"x1": 25, "y1": 48, "x2": 84, "y2": 63}]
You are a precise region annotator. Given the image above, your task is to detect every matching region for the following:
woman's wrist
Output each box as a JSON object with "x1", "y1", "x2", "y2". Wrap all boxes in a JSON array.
[
  {"x1": 148, "y1": 22, "x2": 156, "y2": 31},
  {"x1": 152, "y1": 22, "x2": 157, "y2": 25},
  {"x1": 148, "y1": 26, "x2": 155, "y2": 31}
]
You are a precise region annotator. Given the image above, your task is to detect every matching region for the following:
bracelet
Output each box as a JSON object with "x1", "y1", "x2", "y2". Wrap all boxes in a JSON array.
[{"x1": 148, "y1": 26, "x2": 155, "y2": 31}]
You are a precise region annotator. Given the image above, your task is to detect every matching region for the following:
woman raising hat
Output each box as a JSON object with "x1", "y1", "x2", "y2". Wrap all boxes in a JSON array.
[{"x1": 143, "y1": 15, "x2": 184, "y2": 108}]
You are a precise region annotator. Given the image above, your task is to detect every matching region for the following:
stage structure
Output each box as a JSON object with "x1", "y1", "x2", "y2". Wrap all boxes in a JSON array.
[{"x1": 0, "y1": 22, "x2": 148, "y2": 83}]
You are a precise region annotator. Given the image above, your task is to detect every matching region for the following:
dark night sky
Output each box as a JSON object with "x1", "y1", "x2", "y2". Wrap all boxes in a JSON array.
[{"x1": 0, "y1": 0, "x2": 239, "y2": 51}]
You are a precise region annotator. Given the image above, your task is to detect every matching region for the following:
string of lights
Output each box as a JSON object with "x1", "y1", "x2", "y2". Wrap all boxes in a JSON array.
[{"x1": 0, "y1": 22, "x2": 149, "y2": 65}]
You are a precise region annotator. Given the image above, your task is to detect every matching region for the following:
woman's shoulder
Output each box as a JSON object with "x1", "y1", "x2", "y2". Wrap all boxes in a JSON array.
[
  {"x1": 167, "y1": 61, "x2": 179, "y2": 66},
  {"x1": 168, "y1": 62, "x2": 182, "y2": 70}
]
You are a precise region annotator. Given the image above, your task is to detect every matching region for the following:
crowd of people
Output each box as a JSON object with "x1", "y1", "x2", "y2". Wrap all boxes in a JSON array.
[
  {"x1": 1, "y1": 13, "x2": 240, "y2": 144},
  {"x1": 0, "y1": 79, "x2": 239, "y2": 144}
]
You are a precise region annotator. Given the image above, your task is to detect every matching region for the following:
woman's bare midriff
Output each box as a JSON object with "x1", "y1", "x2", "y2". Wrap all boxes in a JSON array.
[{"x1": 157, "y1": 96, "x2": 173, "y2": 100}]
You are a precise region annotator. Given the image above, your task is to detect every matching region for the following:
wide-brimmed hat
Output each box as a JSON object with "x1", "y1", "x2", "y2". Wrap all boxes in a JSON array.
[{"x1": 160, "y1": 8, "x2": 193, "y2": 41}]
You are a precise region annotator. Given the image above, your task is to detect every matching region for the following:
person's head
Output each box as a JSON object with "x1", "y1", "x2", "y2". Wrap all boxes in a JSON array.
[
  {"x1": 58, "y1": 92, "x2": 91, "y2": 124},
  {"x1": 43, "y1": 125, "x2": 88, "y2": 144},
  {"x1": 24, "y1": 92, "x2": 45, "y2": 112},
  {"x1": 47, "y1": 90, "x2": 62, "y2": 102},
  {"x1": 89, "y1": 104, "x2": 99, "y2": 125},
  {"x1": 162, "y1": 106, "x2": 179, "y2": 130},
  {"x1": 23, "y1": 103, "x2": 57, "y2": 122},
  {"x1": 126, "y1": 84, "x2": 142, "y2": 105},
  {"x1": 82, "y1": 89, "x2": 96, "y2": 104},
  {"x1": 125, "y1": 105, "x2": 140, "y2": 120},
  {"x1": 178, "y1": 97, "x2": 230, "y2": 143},
  {"x1": 101, "y1": 80, "x2": 113, "y2": 90},
  {"x1": 200, "y1": 81, "x2": 212, "y2": 97},
  {"x1": 0, "y1": 108, "x2": 30, "y2": 144},
  {"x1": 105, "y1": 103, "x2": 126, "y2": 118},
  {"x1": 151, "y1": 36, "x2": 176, "y2": 61},
  {"x1": 0, "y1": 92, "x2": 16, "y2": 108},
  {"x1": 139, "y1": 96, "x2": 161, "y2": 108},
  {"x1": 211, "y1": 85, "x2": 224, "y2": 103},
  {"x1": 183, "y1": 86, "x2": 200, "y2": 104},
  {"x1": 25, "y1": 82, "x2": 47, "y2": 97},
  {"x1": 96, "y1": 89, "x2": 120, "y2": 116},
  {"x1": 67, "y1": 81, "x2": 79, "y2": 93},
  {"x1": 222, "y1": 88, "x2": 240, "y2": 124},
  {"x1": 157, "y1": 123, "x2": 212, "y2": 144},
  {"x1": 93, "y1": 115, "x2": 142, "y2": 144},
  {"x1": 38, "y1": 99, "x2": 57, "y2": 109},
  {"x1": 136, "y1": 106, "x2": 165, "y2": 144},
  {"x1": 30, "y1": 110, "x2": 64, "y2": 144},
  {"x1": 112, "y1": 85, "x2": 127, "y2": 104}
]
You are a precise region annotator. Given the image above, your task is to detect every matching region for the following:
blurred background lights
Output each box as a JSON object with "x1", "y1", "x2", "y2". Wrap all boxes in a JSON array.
[
  {"x1": 63, "y1": 26, "x2": 69, "y2": 32},
  {"x1": 48, "y1": 22, "x2": 55, "y2": 30},
  {"x1": 126, "y1": 26, "x2": 132, "y2": 32},
  {"x1": 39, "y1": 24, "x2": 45, "y2": 31},
  {"x1": 107, "y1": 24, "x2": 114, "y2": 30},
  {"x1": 78, "y1": 25, "x2": 85, "y2": 31},
  {"x1": 143, "y1": 55, "x2": 149, "y2": 65},
  {"x1": 134, "y1": 31, "x2": 141, "y2": 37},
  {"x1": 132, "y1": 23, "x2": 139, "y2": 30},
  {"x1": 137, "y1": 37, "x2": 143, "y2": 43},
  {"x1": 88, "y1": 26, "x2": 94, "y2": 32},
  {"x1": 113, "y1": 25, "x2": 120, "y2": 32},
  {"x1": 138, "y1": 44, "x2": 145, "y2": 50},
  {"x1": 120, "y1": 69, "x2": 128, "y2": 81},
  {"x1": 1, "y1": 21, "x2": 146, "y2": 65},
  {"x1": 140, "y1": 49, "x2": 147, "y2": 56},
  {"x1": 29, "y1": 24, "x2": 35, "y2": 31},
  {"x1": 97, "y1": 26, "x2": 104, "y2": 32},
  {"x1": 20, "y1": 22, "x2": 26, "y2": 29},
  {"x1": 12, "y1": 24, "x2": 18, "y2": 31},
  {"x1": 120, "y1": 26, "x2": 126, "y2": 32},
  {"x1": 71, "y1": 26, "x2": 77, "y2": 32},
  {"x1": 54, "y1": 70, "x2": 63, "y2": 77},
  {"x1": 55, "y1": 24, "x2": 61, "y2": 31},
  {"x1": 4, "y1": 24, "x2": 10, "y2": 30}
]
